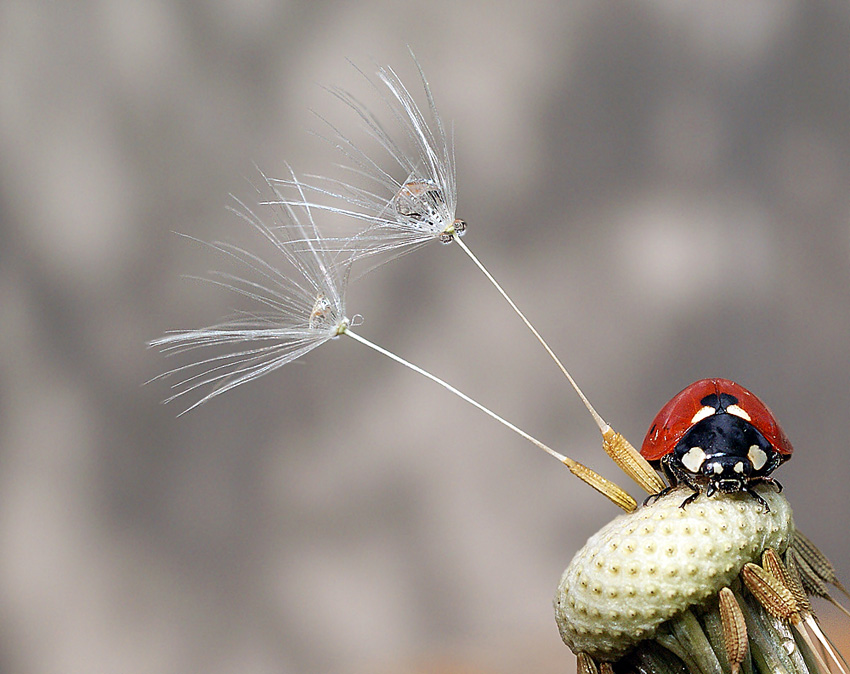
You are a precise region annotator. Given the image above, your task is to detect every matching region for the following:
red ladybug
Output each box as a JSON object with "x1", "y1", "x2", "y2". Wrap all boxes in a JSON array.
[{"x1": 641, "y1": 378, "x2": 793, "y2": 509}]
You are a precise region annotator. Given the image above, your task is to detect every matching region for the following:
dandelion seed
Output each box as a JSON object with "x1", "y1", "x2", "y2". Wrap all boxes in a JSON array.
[
  {"x1": 150, "y1": 173, "x2": 634, "y2": 510},
  {"x1": 269, "y1": 52, "x2": 464, "y2": 258},
  {"x1": 271, "y1": 53, "x2": 656, "y2": 492},
  {"x1": 148, "y1": 172, "x2": 354, "y2": 415}
]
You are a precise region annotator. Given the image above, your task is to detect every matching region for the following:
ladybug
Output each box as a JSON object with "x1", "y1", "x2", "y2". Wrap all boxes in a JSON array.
[{"x1": 641, "y1": 378, "x2": 793, "y2": 510}]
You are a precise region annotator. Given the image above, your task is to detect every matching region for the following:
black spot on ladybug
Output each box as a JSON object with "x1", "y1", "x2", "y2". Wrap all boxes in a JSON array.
[{"x1": 699, "y1": 392, "x2": 738, "y2": 410}]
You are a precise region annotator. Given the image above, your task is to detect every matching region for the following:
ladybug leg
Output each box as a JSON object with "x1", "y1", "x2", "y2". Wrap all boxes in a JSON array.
[
  {"x1": 643, "y1": 457, "x2": 677, "y2": 506},
  {"x1": 660, "y1": 455, "x2": 702, "y2": 508},
  {"x1": 659, "y1": 455, "x2": 678, "y2": 487},
  {"x1": 762, "y1": 477, "x2": 783, "y2": 493},
  {"x1": 744, "y1": 486, "x2": 771, "y2": 512},
  {"x1": 679, "y1": 490, "x2": 701, "y2": 509},
  {"x1": 642, "y1": 485, "x2": 674, "y2": 506},
  {"x1": 748, "y1": 476, "x2": 783, "y2": 492}
]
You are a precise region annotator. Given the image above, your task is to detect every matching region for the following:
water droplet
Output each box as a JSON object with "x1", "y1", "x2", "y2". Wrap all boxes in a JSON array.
[{"x1": 783, "y1": 639, "x2": 796, "y2": 655}]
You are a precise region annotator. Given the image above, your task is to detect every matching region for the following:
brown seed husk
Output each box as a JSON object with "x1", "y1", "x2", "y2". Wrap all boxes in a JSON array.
[
  {"x1": 769, "y1": 549, "x2": 812, "y2": 615},
  {"x1": 719, "y1": 587, "x2": 748, "y2": 674},
  {"x1": 789, "y1": 547, "x2": 832, "y2": 599},
  {"x1": 792, "y1": 530, "x2": 849, "y2": 596},
  {"x1": 761, "y1": 549, "x2": 794, "y2": 600},
  {"x1": 576, "y1": 652, "x2": 599, "y2": 674},
  {"x1": 601, "y1": 427, "x2": 667, "y2": 495},
  {"x1": 567, "y1": 460, "x2": 638, "y2": 513},
  {"x1": 741, "y1": 562, "x2": 798, "y2": 622}
]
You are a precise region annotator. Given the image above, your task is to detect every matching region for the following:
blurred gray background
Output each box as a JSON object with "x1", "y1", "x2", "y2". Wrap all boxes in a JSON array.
[{"x1": 2, "y1": 1, "x2": 850, "y2": 673}]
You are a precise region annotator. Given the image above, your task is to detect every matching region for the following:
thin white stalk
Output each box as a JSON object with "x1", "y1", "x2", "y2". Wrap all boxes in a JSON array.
[
  {"x1": 343, "y1": 328, "x2": 568, "y2": 464},
  {"x1": 801, "y1": 616, "x2": 850, "y2": 674},
  {"x1": 343, "y1": 328, "x2": 639, "y2": 513},
  {"x1": 453, "y1": 235, "x2": 609, "y2": 434}
]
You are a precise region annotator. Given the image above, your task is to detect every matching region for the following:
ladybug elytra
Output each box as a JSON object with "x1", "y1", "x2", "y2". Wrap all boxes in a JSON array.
[{"x1": 641, "y1": 378, "x2": 793, "y2": 509}]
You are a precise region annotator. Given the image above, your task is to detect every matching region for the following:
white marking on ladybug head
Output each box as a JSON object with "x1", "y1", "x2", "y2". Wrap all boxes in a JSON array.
[
  {"x1": 726, "y1": 404, "x2": 751, "y2": 422},
  {"x1": 712, "y1": 463, "x2": 723, "y2": 475},
  {"x1": 690, "y1": 406, "x2": 716, "y2": 424},
  {"x1": 681, "y1": 446, "x2": 706, "y2": 473},
  {"x1": 748, "y1": 445, "x2": 768, "y2": 471},
  {"x1": 734, "y1": 461, "x2": 745, "y2": 474}
]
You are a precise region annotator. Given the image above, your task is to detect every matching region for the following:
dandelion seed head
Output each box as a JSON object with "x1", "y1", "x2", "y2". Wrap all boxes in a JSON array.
[
  {"x1": 269, "y1": 53, "x2": 465, "y2": 264},
  {"x1": 554, "y1": 484, "x2": 794, "y2": 659},
  {"x1": 149, "y1": 172, "x2": 354, "y2": 413}
]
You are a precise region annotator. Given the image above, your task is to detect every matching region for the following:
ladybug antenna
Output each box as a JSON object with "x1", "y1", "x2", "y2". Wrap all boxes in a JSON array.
[{"x1": 454, "y1": 237, "x2": 666, "y2": 496}]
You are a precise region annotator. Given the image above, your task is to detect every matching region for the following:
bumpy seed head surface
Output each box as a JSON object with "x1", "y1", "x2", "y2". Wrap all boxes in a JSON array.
[{"x1": 554, "y1": 485, "x2": 794, "y2": 660}]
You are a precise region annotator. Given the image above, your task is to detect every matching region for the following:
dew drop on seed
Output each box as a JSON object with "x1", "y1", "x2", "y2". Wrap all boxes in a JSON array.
[{"x1": 783, "y1": 640, "x2": 796, "y2": 655}]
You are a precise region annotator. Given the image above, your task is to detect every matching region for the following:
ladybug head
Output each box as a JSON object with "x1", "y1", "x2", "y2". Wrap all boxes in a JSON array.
[{"x1": 673, "y1": 410, "x2": 782, "y2": 497}]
